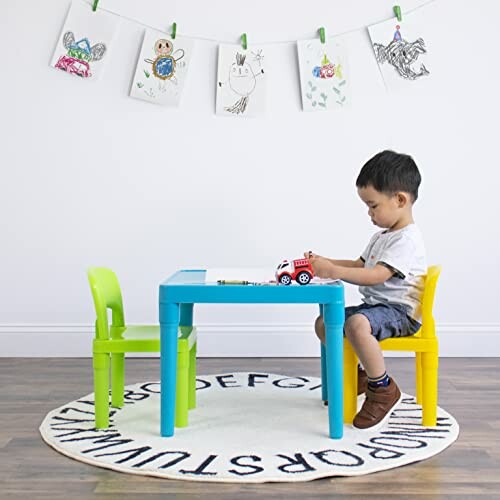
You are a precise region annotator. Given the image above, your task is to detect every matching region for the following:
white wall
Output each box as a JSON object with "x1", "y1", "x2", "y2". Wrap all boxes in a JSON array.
[{"x1": 1, "y1": 0, "x2": 499, "y2": 356}]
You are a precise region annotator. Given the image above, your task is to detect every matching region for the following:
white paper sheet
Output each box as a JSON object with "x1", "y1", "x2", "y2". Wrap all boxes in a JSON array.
[
  {"x1": 368, "y1": 11, "x2": 431, "y2": 91},
  {"x1": 310, "y1": 277, "x2": 341, "y2": 284},
  {"x1": 50, "y1": 0, "x2": 120, "y2": 81},
  {"x1": 297, "y1": 38, "x2": 350, "y2": 111},
  {"x1": 216, "y1": 45, "x2": 267, "y2": 117},
  {"x1": 206, "y1": 268, "x2": 275, "y2": 284},
  {"x1": 130, "y1": 29, "x2": 193, "y2": 106},
  {"x1": 205, "y1": 268, "x2": 340, "y2": 285}
]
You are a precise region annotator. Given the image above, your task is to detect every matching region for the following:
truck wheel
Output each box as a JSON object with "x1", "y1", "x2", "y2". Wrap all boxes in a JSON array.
[
  {"x1": 279, "y1": 274, "x2": 292, "y2": 285},
  {"x1": 296, "y1": 271, "x2": 311, "y2": 285}
]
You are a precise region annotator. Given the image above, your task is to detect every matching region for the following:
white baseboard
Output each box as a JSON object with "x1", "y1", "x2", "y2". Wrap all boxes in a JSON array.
[{"x1": 0, "y1": 323, "x2": 499, "y2": 357}]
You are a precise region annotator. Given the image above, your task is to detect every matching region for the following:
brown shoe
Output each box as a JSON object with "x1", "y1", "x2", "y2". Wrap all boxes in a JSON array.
[
  {"x1": 323, "y1": 367, "x2": 368, "y2": 406},
  {"x1": 357, "y1": 367, "x2": 368, "y2": 395},
  {"x1": 353, "y1": 377, "x2": 402, "y2": 431}
]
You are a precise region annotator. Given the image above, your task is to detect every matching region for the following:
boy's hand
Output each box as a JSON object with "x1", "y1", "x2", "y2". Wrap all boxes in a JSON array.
[
  {"x1": 309, "y1": 256, "x2": 343, "y2": 280},
  {"x1": 304, "y1": 250, "x2": 320, "y2": 259}
]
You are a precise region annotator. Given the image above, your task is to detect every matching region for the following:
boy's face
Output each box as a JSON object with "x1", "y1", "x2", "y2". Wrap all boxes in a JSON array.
[{"x1": 357, "y1": 185, "x2": 405, "y2": 229}]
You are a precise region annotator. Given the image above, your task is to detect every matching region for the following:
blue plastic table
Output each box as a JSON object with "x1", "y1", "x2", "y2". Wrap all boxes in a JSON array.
[{"x1": 159, "y1": 270, "x2": 345, "y2": 438}]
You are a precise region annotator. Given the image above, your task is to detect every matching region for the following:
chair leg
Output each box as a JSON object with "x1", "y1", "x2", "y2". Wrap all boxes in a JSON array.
[
  {"x1": 343, "y1": 341, "x2": 358, "y2": 424},
  {"x1": 175, "y1": 350, "x2": 189, "y2": 428},
  {"x1": 188, "y1": 342, "x2": 197, "y2": 410},
  {"x1": 320, "y1": 343, "x2": 328, "y2": 402},
  {"x1": 93, "y1": 353, "x2": 110, "y2": 429},
  {"x1": 421, "y1": 352, "x2": 438, "y2": 426},
  {"x1": 415, "y1": 352, "x2": 423, "y2": 405},
  {"x1": 111, "y1": 353, "x2": 125, "y2": 408}
]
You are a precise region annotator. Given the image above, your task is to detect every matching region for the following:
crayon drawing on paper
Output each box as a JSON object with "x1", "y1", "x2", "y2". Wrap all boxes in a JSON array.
[
  {"x1": 216, "y1": 45, "x2": 266, "y2": 117},
  {"x1": 368, "y1": 12, "x2": 431, "y2": 90},
  {"x1": 50, "y1": 0, "x2": 119, "y2": 81},
  {"x1": 297, "y1": 39, "x2": 350, "y2": 112},
  {"x1": 130, "y1": 28, "x2": 193, "y2": 106}
]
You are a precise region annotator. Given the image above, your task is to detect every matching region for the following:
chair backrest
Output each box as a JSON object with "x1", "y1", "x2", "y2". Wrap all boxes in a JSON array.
[
  {"x1": 87, "y1": 267, "x2": 125, "y2": 340},
  {"x1": 420, "y1": 265, "x2": 441, "y2": 339}
]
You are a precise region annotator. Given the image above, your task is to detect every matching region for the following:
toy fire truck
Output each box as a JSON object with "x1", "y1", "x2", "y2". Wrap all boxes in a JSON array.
[{"x1": 275, "y1": 258, "x2": 315, "y2": 285}]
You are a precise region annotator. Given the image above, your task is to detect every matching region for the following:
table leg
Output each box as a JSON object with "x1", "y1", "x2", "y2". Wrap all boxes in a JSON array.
[
  {"x1": 180, "y1": 303, "x2": 193, "y2": 327},
  {"x1": 180, "y1": 304, "x2": 197, "y2": 411},
  {"x1": 318, "y1": 304, "x2": 328, "y2": 402},
  {"x1": 176, "y1": 304, "x2": 194, "y2": 426},
  {"x1": 323, "y1": 302, "x2": 345, "y2": 439},
  {"x1": 160, "y1": 302, "x2": 179, "y2": 437},
  {"x1": 320, "y1": 344, "x2": 328, "y2": 402}
]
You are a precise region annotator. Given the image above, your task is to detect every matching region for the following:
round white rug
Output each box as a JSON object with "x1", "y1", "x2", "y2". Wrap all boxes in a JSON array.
[{"x1": 40, "y1": 372, "x2": 459, "y2": 483}]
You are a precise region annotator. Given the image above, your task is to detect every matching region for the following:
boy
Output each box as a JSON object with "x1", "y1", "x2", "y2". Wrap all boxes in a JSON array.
[{"x1": 308, "y1": 150, "x2": 427, "y2": 431}]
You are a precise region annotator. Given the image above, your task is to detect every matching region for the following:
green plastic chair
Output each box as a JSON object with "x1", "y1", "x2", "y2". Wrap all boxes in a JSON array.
[{"x1": 87, "y1": 267, "x2": 197, "y2": 429}]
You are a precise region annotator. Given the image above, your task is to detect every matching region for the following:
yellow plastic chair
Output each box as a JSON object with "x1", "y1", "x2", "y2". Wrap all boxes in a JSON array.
[
  {"x1": 87, "y1": 267, "x2": 197, "y2": 429},
  {"x1": 343, "y1": 265, "x2": 441, "y2": 426}
]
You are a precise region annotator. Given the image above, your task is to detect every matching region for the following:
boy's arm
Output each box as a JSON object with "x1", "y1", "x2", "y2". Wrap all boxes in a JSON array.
[
  {"x1": 310, "y1": 257, "x2": 393, "y2": 286},
  {"x1": 327, "y1": 258, "x2": 364, "y2": 268},
  {"x1": 304, "y1": 252, "x2": 364, "y2": 269}
]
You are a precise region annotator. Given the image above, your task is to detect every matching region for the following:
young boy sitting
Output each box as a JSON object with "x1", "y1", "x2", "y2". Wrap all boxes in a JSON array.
[{"x1": 307, "y1": 150, "x2": 427, "y2": 431}]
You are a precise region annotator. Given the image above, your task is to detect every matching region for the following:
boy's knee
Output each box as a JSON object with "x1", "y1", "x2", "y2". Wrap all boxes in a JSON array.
[
  {"x1": 345, "y1": 314, "x2": 372, "y2": 341},
  {"x1": 314, "y1": 315, "x2": 325, "y2": 344}
]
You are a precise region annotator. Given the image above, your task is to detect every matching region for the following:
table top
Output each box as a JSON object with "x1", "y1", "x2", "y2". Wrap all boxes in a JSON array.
[{"x1": 159, "y1": 269, "x2": 344, "y2": 304}]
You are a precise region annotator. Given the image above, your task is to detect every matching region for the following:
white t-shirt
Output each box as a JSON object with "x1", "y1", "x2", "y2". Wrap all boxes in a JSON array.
[{"x1": 359, "y1": 223, "x2": 427, "y2": 321}]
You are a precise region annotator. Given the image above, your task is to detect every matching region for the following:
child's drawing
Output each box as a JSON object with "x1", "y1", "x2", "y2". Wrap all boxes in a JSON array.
[
  {"x1": 373, "y1": 25, "x2": 429, "y2": 80},
  {"x1": 297, "y1": 39, "x2": 349, "y2": 112},
  {"x1": 130, "y1": 28, "x2": 193, "y2": 106},
  {"x1": 145, "y1": 39, "x2": 184, "y2": 81},
  {"x1": 54, "y1": 32, "x2": 106, "y2": 78},
  {"x1": 216, "y1": 45, "x2": 266, "y2": 117},
  {"x1": 368, "y1": 12, "x2": 431, "y2": 90},
  {"x1": 50, "y1": 0, "x2": 119, "y2": 81}
]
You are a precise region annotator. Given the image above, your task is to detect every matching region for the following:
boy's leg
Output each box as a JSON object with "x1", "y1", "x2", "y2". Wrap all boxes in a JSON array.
[
  {"x1": 345, "y1": 313, "x2": 402, "y2": 431},
  {"x1": 315, "y1": 315, "x2": 368, "y2": 397},
  {"x1": 314, "y1": 315, "x2": 326, "y2": 344},
  {"x1": 344, "y1": 314, "x2": 385, "y2": 377}
]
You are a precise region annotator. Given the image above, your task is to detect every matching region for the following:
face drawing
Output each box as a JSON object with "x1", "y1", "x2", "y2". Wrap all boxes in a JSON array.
[
  {"x1": 228, "y1": 53, "x2": 256, "y2": 96},
  {"x1": 155, "y1": 39, "x2": 173, "y2": 56}
]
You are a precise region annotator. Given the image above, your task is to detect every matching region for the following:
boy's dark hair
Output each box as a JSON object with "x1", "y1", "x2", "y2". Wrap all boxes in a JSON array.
[{"x1": 356, "y1": 150, "x2": 421, "y2": 201}]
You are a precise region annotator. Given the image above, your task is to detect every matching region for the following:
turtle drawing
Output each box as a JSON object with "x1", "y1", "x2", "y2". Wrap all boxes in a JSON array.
[
  {"x1": 54, "y1": 31, "x2": 106, "y2": 78},
  {"x1": 219, "y1": 52, "x2": 264, "y2": 115},
  {"x1": 373, "y1": 25, "x2": 429, "y2": 80},
  {"x1": 144, "y1": 39, "x2": 185, "y2": 82}
]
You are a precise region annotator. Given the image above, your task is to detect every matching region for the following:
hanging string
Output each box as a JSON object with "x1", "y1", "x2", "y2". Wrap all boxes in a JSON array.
[{"x1": 86, "y1": 0, "x2": 438, "y2": 45}]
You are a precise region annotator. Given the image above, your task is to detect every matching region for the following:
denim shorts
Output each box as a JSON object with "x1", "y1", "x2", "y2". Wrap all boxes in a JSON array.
[{"x1": 345, "y1": 303, "x2": 421, "y2": 341}]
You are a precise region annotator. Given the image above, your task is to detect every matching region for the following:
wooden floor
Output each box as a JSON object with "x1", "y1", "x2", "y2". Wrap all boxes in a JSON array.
[{"x1": 1, "y1": 358, "x2": 499, "y2": 499}]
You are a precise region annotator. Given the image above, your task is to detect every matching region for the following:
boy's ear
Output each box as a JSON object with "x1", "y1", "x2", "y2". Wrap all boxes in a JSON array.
[{"x1": 396, "y1": 192, "x2": 409, "y2": 207}]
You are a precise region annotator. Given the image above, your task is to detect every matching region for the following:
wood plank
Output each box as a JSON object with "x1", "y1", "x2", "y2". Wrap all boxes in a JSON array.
[{"x1": 0, "y1": 357, "x2": 499, "y2": 498}]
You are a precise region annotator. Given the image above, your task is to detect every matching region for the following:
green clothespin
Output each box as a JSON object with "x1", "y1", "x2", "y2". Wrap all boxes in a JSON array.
[
  {"x1": 171, "y1": 22, "x2": 177, "y2": 40},
  {"x1": 319, "y1": 27, "x2": 326, "y2": 44},
  {"x1": 92, "y1": 0, "x2": 99, "y2": 12},
  {"x1": 241, "y1": 33, "x2": 247, "y2": 51},
  {"x1": 393, "y1": 5, "x2": 402, "y2": 22}
]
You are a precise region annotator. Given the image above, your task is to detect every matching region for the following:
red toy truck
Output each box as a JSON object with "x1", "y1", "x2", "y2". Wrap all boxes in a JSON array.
[{"x1": 275, "y1": 258, "x2": 315, "y2": 285}]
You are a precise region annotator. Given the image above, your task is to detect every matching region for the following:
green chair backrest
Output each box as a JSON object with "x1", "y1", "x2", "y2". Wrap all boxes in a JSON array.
[{"x1": 87, "y1": 267, "x2": 125, "y2": 341}]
